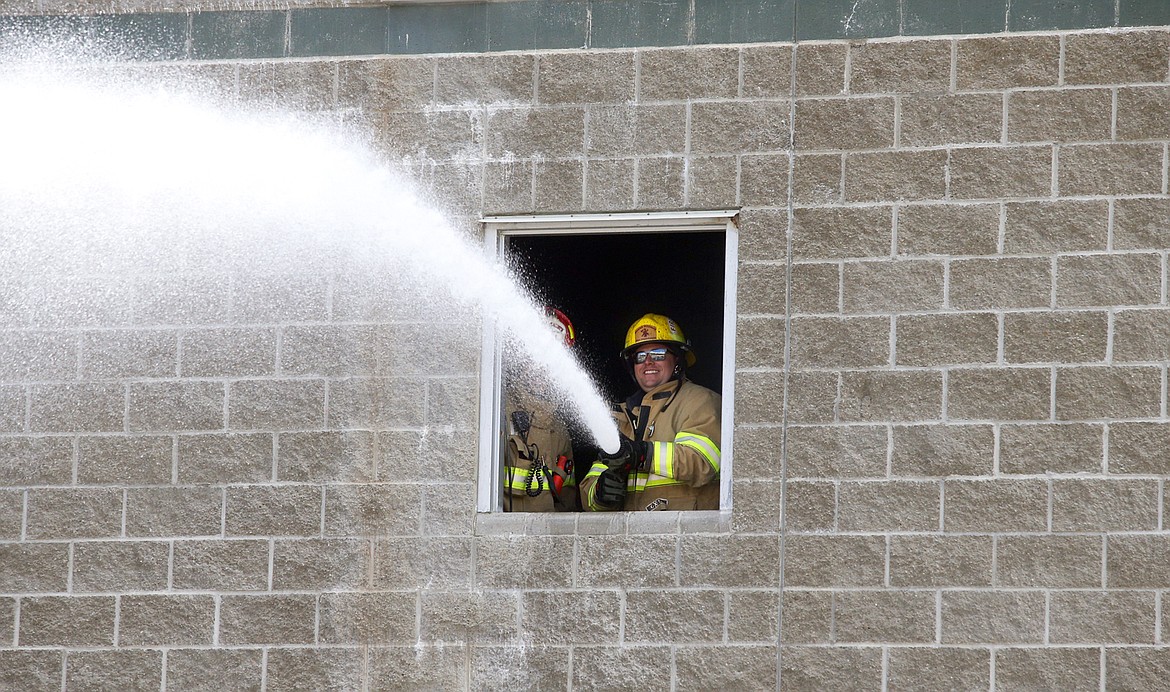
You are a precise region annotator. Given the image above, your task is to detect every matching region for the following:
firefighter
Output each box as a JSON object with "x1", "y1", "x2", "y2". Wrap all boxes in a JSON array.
[
  {"x1": 502, "y1": 306, "x2": 580, "y2": 512},
  {"x1": 581, "y1": 313, "x2": 721, "y2": 512}
]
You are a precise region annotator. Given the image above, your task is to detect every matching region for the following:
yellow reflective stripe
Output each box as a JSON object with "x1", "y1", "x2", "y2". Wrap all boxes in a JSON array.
[
  {"x1": 584, "y1": 461, "x2": 607, "y2": 510},
  {"x1": 648, "y1": 441, "x2": 673, "y2": 478},
  {"x1": 629, "y1": 472, "x2": 685, "y2": 489},
  {"x1": 507, "y1": 465, "x2": 577, "y2": 490},
  {"x1": 675, "y1": 431, "x2": 721, "y2": 473}
]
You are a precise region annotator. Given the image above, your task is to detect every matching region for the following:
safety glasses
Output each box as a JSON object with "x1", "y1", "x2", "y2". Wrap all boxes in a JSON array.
[{"x1": 632, "y1": 348, "x2": 671, "y2": 364}]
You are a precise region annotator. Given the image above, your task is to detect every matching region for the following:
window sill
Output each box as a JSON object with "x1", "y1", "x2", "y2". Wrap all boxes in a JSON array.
[{"x1": 474, "y1": 510, "x2": 732, "y2": 536}]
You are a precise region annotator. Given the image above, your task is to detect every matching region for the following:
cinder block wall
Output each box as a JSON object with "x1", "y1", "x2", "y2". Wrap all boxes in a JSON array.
[{"x1": 2, "y1": 12, "x2": 1170, "y2": 691}]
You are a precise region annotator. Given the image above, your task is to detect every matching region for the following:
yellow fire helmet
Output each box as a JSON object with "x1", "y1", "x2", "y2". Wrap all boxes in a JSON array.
[{"x1": 620, "y1": 313, "x2": 697, "y2": 367}]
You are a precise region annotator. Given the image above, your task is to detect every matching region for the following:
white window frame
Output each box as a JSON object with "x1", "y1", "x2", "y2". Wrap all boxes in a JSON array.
[{"x1": 476, "y1": 210, "x2": 739, "y2": 513}]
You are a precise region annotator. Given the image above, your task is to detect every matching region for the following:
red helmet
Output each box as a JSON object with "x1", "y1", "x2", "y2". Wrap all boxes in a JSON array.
[{"x1": 544, "y1": 306, "x2": 576, "y2": 347}]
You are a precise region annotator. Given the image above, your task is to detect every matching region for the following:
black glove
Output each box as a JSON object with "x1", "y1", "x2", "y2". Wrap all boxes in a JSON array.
[
  {"x1": 598, "y1": 435, "x2": 637, "y2": 470},
  {"x1": 594, "y1": 466, "x2": 628, "y2": 510}
]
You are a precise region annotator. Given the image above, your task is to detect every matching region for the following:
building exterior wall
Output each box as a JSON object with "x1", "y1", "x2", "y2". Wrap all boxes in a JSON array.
[{"x1": 2, "y1": 2, "x2": 1170, "y2": 689}]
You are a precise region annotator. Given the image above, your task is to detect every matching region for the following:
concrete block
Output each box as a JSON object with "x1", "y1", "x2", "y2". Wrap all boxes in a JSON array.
[
  {"x1": 845, "y1": 150, "x2": 947, "y2": 202},
  {"x1": 172, "y1": 539, "x2": 270, "y2": 591},
  {"x1": 128, "y1": 381, "x2": 226, "y2": 432},
  {"x1": 570, "y1": 646, "x2": 671, "y2": 690},
  {"x1": 324, "y1": 483, "x2": 422, "y2": 537},
  {"x1": 533, "y1": 159, "x2": 583, "y2": 211},
  {"x1": 77, "y1": 435, "x2": 173, "y2": 486},
  {"x1": 227, "y1": 379, "x2": 325, "y2": 430},
  {"x1": 729, "y1": 589, "x2": 779, "y2": 642},
  {"x1": 126, "y1": 486, "x2": 224, "y2": 537},
  {"x1": 81, "y1": 329, "x2": 177, "y2": 378},
  {"x1": 897, "y1": 203, "x2": 999, "y2": 256},
  {"x1": 0, "y1": 385, "x2": 22, "y2": 434},
  {"x1": 1109, "y1": 422, "x2": 1170, "y2": 474},
  {"x1": 1054, "y1": 365, "x2": 1161, "y2": 420},
  {"x1": 26, "y1": 488, "x2": 122, "y2": 540},
  {"x1": 0, "y1": 543, "x2": 68, "y2": 593},
  {"x1": 889, "y1": 535, "x2": 993, "y2": 587},
  {"x1": 326, "y1": 377, "x2": 427, "y2": 429},
  {"x1": 1117, "y1": 86, "x2": 1170, "y2": 140},
  {"x1": 576, "y1": 535, "x2": 678, "y2": 588},
  {"x1": 382, "y1": 109, "x2": 483, "y2": 162},
  {"x1": 1050, "y1": 590, "x2": 1156, "y2": 643},
  {"x1": 470, "y1": 645, "x2": 569, "y2": 691},
  {"x1": 839, "y1": 370, "x2": 943, "y2": 422},
  {"x1": 625, "y1": 589, "x2": 725, "y2": 643},
  {"x1": 841, "y1": 258, "x2": 944, "y2": 311},
  {"x1": 28, "y1": 383, "x2": 124, "y2": 434},
  {"x1": 949, "y1": 257, "x2": 1052, "y2": 310},
  {"x1": 1114, "y1": 309, "x2": 1170, "y2": 362},
  {"x1": 781, "y1": 480, "x2": 836, "y2": 531},
  {"x1": 19, "y1": 596, "x2": 115, "y2": 646},
  {"x1": 340, "y1": 56, "x2": 434, "y2": 110},
  {"x1": 475, "y1": 535, "x2": 574, "y2": 589},
  {"x1": 1007, "y1": 88, "x2": 1112, "y2": 143},
  {"x1": 794, "y1": 97, "x2": 893, "y2": 150},
  {"x1": 436, "y1": 53, "x2": 535, "y2": 106},
  {"x1": 1107, "y1": 535, "x2": 1170, "y2": 588},
  {"x1": 1003, "y1": 310, "x2": 1107, "y2": 363},
  {"x1": 891, "y1": 424, "x2": 994, "y2": 476},
  {"x1": 1114, "y1": 198, "x2": 1170, "y2": 250},
  {"x1": 675, "y1": 645, "x2": 778, "y2": 691},
  {"x1": 780, "y1": 646, "x2": 882, "y2": 690},
  {"x1": 999, "y1": 422, "x2": 1103, "y2": 474},
  {"x1": 229, "y1": 273, "x2": 330, "y2": 323},
  {"x1": 1064, "y1": 30, "x2": 1170, "y2": 85},
  {"x1": 956, "y1": 35, "x2": 1060, "y2": 89},
  {"x1": 785, "y1": 424, "x2": 888, "y2": 479},
  {"x1": 540, "y1": 51, "x2": 634, "y2": 104},
  {"x1": 319, "y1": 591, "x2": 416, "y2": 644},
  {"x1": 0, "y1": 650, "x2": 62, "y2": 691},
  {"x1": 838, "y1": 480, "x2": 940, "y2": 531},
  {"x1": 1059, "y1": 144, "x2": 1164, "y2": 196},
  {"x1": 738, "y1": 262, "x2": 787, "y2": 315},
  {"x1": 792, "y1": 153, "x2": 842, "y2": 205},
  {"x1": 119, "y1": 594, "x2": 215, "y2": 646},
  {"x1": 0, "y1": 332, "x2": 77, "y2": 381},
  {"x1": 731, "y1": 478, "x2": 783, "y2": 533},
  {"x1": 521, "y1": 590, "x2": 620, "y2": 645},
  {"x1": 887, "y1": 647, "x2": 991, "y2": 691},
  {"x1": 997, "y1": 535, "x2": 1103, "y2": 588},
  {"x1": 1106, "y1": 647, "x2": 1170, "y2": 691},
  {"x1": 584, "y1": 158, "x2": 636, "y2": 210},
  {"x1": 941, "y1": 591, "x2": 1045, "y2": 644},
  {"x1": 277, "y1": 431, "x2": 375, "y2": 483},
  {"x1": 635, "y1": 156, "x2": 686, "y2": 209},
  {"x1": 949, "y1": 145, "x2": 1053, "y2": 199},
  {"x1": 947, "y1": 367, "x2": 1051, "y2": 421},
  {"x1": 1005, "y1": 199, "x2": 1109, "y2": 253},
  {"x1": 485, "y1": 106, "x2": 585, "y2": 158},
  {"x1": 743, "y1": 44, "x2": 793, "y2": 98},
  {"x1": 220, "y1": 594, "x2": 317, "y2": 645},
  {"x1": 789, "y1": 262, "x2": 839, "y2": 314},
  {"x1": 586, "y1": 103, "x2": 686, "y2": 157},
  {"x1": 680, "y1": 535, "x2": 780, "y2": 588},
  {"x1": 373, "y1": 537, "x2": 472, "y2": 590},
  {"x1": 1053, "y1": 479, "x2": 1158, "y2": 532},
  {"x1": 895, "y1": 313, "x2": 998, "y2": 367},
  {"x1": 421, "y1": 590, "x2": 518, "y2": 644},
  {"x1": 272, "y1": 538, "x2": 371, "y2": 591},
  {"x1": 734, "y1": 371, "x2": 786, "y2": 425},
  {"x1": 731, "y1": 425, "x2": 785, "y2": 480},
  {"x1": 994, "y1": 648, "x2": 1101, "y2": 690},
  {"x1": 65, "y1": 650, "x2": 162, "y2": 691},
  {"x1": 178, "y1": 432, "x2": 273, "y2": 484},
  {"x1": 1056, "y1": 253, "x2": 1162, "y2": 308},
  {"x1": 640, "y1": 46, "x2": 738, "y2": 100},
  {"x1": 943, "y1": 479, "x2": 1048, "y2": 532},
  {"x1": 133, "y1": 276, "x2": 231, "y2": 326},
  {"x1": 782, "y1": 535, "x2": 886, "y2": 587},
  {"x1": 166, "y1": 649, "x2": 263, "y2": 692},
  {"x1": 900, "y1": 93, "x2": 1003, "y2": 146},
  {"x1": 72, "y1": 541, "x2": 169, "y2": 593},
  {"x1": 834, "y1": 590, "x2": 935, "y2": 643},
  {"x1": 279, "y1": 325, "x2": 379, "y2": 378},
  {"x1": 691, "y1": 100, "x2": 791, "y2": 153},
  {"x1": 0, "y1": 490, "x2": 20, "y2": 540},
  {"x1": 780, "y1": 590, "x2": 831, "y2": 643},
  {"x1": 736, "y1": 317, "x2": 785, "y2": 369},
  {"x1": 267, "y1": 647, "x2": 365, "y2": 691},
  {"x1": 420, "y1": 482, "x2": 475, "y2": 536},
  {"x1": 794, "y1": 43, "x2": 847, "y2": 96},
  {"x1": 424, "y1": 377, "x2": 478, "y2": 428},
  {"x1": 849, "y1": 39, "x2": 950, "y2": 93},
  {"x1": 686, "y1": 154, "x2": 738, "y2": 208},
  {"x1": 738, "y1": 207, "x2": 790, "y2": 262},
  {"x1": 226, "y1": 485, "x2": 322, "y2": 537},
  {"x1": 789, "y1": 316, "x2": 890, "y2": 368},
  {"x1": 237, "y1": 61, "x2": 335, "y2": 110},
  {"x1": 741, "y1": 152, "x2": 791, "y2": 207},
  {"x1": 791, "y1": 206, "x2": 893, "y2": 260}
]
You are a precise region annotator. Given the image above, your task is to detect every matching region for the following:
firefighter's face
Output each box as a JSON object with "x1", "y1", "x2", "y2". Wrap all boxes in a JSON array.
[{"x1": 633, "y1": 343, "x2": 677, "y2": 391}]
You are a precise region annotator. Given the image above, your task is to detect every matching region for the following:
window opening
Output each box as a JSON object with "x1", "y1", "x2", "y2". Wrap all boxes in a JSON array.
[{"x1": 477, "y1": 211, "x2": 738, "y2": 514}]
